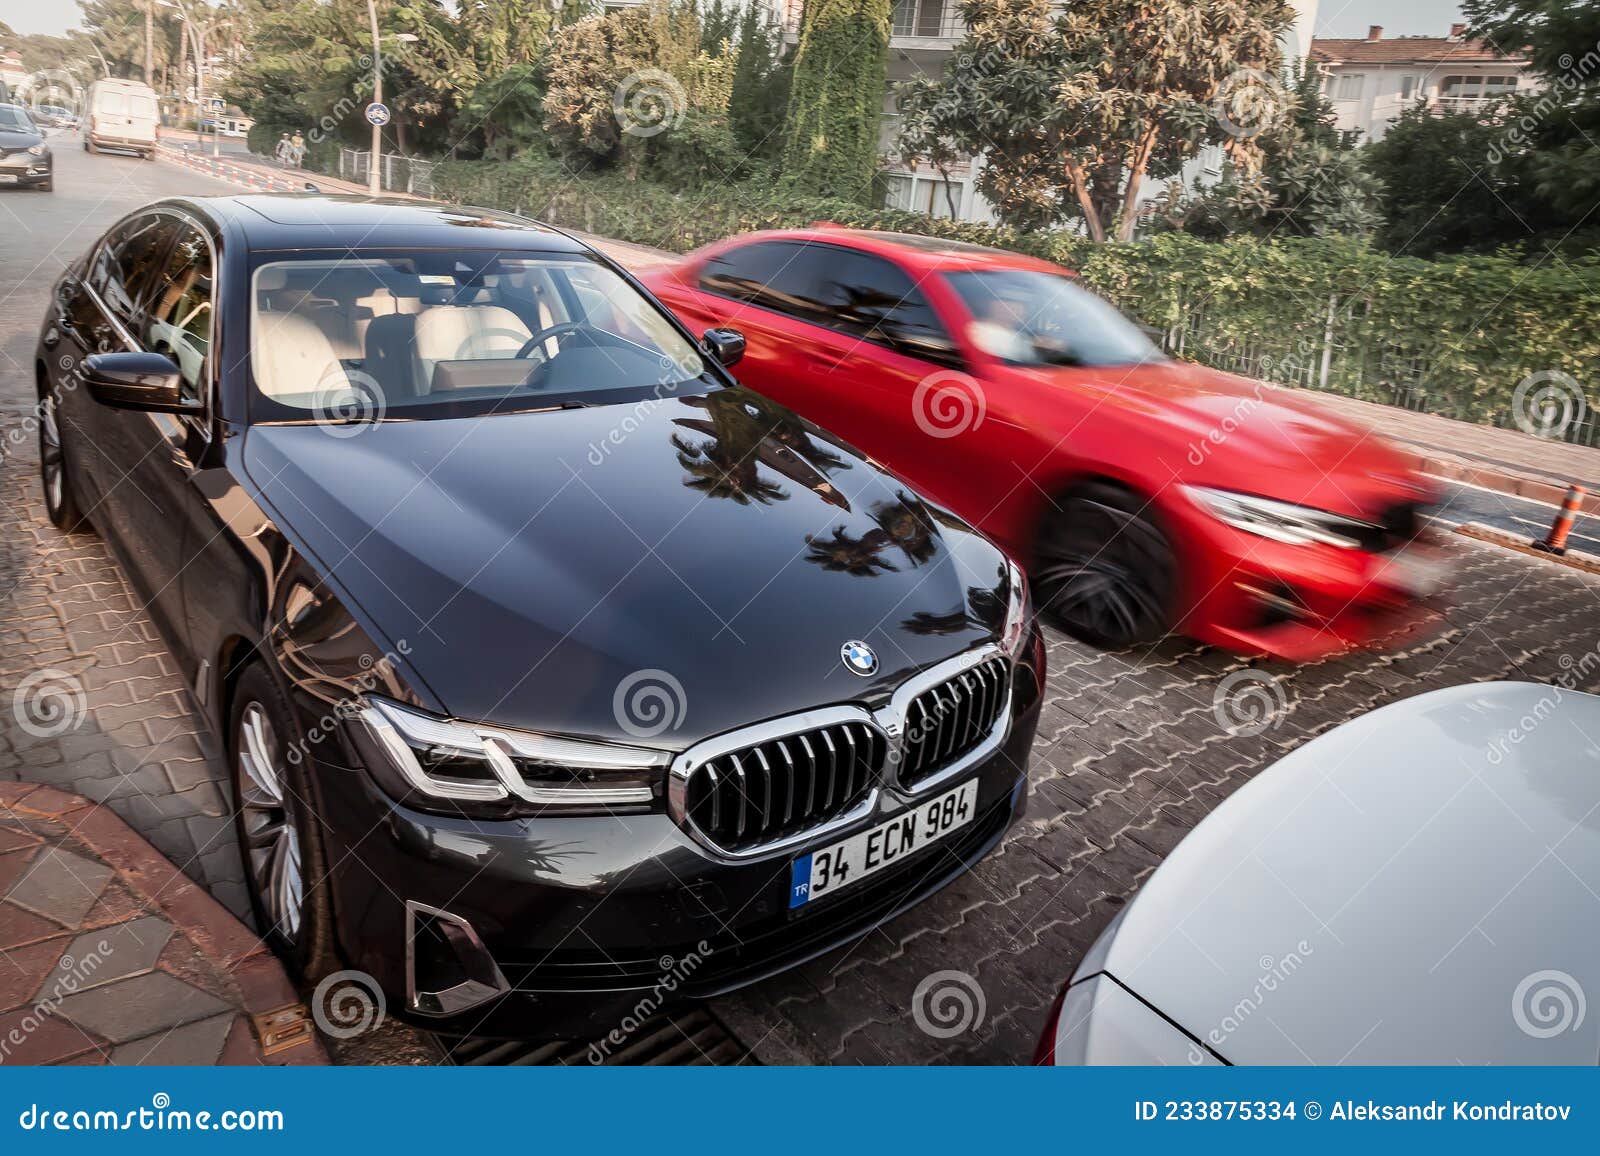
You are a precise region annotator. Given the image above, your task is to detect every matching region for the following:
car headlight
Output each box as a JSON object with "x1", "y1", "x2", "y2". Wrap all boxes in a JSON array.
[
  {"x1": 352, "y1": 697, "x2": 670, "y2": 819},
  {"x1": 1184, "y1": 486, "x2": 1376, "y2": 550},
  {"x1": 1001, "y1": 559, "x2": 1031, "y2": 656},
  {"x1": 27, "y1": 144, "x2": 47, "y2": 156}
]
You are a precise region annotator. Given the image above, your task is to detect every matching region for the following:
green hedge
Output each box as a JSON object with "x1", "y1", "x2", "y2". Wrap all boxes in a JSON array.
[{"x1": 432, "y1": 158, "x2": 1600, "y2": 434}]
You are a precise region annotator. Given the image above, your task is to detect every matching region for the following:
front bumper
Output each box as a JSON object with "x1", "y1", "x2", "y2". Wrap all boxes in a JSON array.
[
  {"x1": 0, "y1": 157, "x2": 51, "y2": 186},
  {"x1": 311, "y1": 645, "x2": 1044, "y2": 1040},
  {"x1": 1170, "y1": 506, "x2": 1444, "y2": 661}
]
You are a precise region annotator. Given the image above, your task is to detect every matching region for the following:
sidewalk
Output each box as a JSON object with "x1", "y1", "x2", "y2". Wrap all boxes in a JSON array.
[
  {"x1": 1302, "y1": 389, "x2": 1600, "y2": 515},
  {"x1": 0, "y1": 783, "x2": 326, "y2": 1066}
]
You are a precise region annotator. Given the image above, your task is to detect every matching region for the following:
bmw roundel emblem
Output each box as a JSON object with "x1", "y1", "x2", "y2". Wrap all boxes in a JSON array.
[{"x1": 841, "y1": 640, "x2": 878, "y2": 677}]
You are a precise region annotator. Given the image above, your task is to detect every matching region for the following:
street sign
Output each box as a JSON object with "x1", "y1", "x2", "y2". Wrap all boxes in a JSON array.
[
  {"x1": 210, "y1": 97, "x2": 225, "y2": 112},
  {"x1": 364, "y1": 102, "x2": 390, "y2": 127}
]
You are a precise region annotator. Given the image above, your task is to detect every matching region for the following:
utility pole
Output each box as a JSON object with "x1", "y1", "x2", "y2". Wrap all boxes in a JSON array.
[
  {"x1": 144, "y1": 1, "x2": 155, "y2": 87},
  {"x1": 368, "y1": 0, "x2": 382, "y2": 196}
]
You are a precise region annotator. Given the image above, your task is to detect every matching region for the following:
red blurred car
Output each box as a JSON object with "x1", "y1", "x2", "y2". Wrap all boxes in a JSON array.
[{"x1": 639, "y1": 228, "x2": 1441, "y2": 660}]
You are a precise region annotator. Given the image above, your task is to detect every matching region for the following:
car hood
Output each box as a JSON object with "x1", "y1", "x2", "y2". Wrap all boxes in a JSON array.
[
  {"x1": 1007, "y1": 359, "x2": 1427, "y2": 517},
  {"x1": 1082, "y1": 683, "x2": 1600, "y2": 1064},
  {"x1": 243, "y1": 387, "x2": 1009, "y2": 746},
  {"x1": 0, "y1": 129, "x2": 43, "y2": 149}
]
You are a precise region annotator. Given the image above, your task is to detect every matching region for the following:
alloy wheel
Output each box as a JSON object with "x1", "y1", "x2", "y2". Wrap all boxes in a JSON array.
[
  {"x1": 236, "y1": 703, "x2": 305, "y2": 941},
  {"x1": 39, "y1": 394, "x2": 65, "y2": 514},
  {"x1": 1035, "y1": 489, "x2": 1177, "y2": 649}
]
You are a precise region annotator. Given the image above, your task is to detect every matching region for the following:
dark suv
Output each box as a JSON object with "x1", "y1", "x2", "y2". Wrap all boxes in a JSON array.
[{"x1": 34, "y1": 195, "x2": 1043, "y2": 1036}]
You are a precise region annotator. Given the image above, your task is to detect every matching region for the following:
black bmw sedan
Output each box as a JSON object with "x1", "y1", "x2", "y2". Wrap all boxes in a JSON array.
[{"x1": 34, "y1": 195, "x2": 1043, "y2": 1037}]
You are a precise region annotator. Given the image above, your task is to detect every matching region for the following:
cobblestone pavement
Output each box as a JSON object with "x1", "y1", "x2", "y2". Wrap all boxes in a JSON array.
[
  {"x1": 4, "y1": 146, "x2": 1599, "y2": 1065},
  {"x1": 0, "y1": 782, "x2": 325, "y2": 1065},
  {"x1": 714, "y1": 538, "x2": 1600, "y2": 1064}
]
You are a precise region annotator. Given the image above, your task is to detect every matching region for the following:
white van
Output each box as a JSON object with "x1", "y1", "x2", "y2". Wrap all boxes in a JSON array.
[{"x1": 82, "y1": 78, "x2": 159, "y2": 158}]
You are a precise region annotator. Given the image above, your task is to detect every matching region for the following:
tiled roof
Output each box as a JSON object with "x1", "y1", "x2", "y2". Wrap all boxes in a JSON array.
[{"x1": 1309, "y1": 36, "x2": 1527, "y2": 65}]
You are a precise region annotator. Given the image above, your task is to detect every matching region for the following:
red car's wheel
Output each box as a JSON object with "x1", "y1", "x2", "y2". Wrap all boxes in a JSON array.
[{"x1": 1034, "y1": 483, "x2": 1177, "y2": 649}]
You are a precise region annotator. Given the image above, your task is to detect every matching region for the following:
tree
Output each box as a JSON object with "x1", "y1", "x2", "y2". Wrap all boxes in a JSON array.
[
  {"x1": 1363, "y1": 104, "x2": 1537, "y2": 257},
  {"x1": 897, "y1": 0, "x2": 1292, "y2": 240},
  {"x1": 542, "y1": 2, "x2": 738, "y2": 181},
  {"x1": 779, "y1": 0, "x2": 890, "y2": 202},
  {"x1": 1155, "y1": 64, "x2": 1382, "y2": 239},
  {"x1": 728, "y1": 0, "x2": 789, "y2": 159},
  {"x1": 1464, "y1": 0, "x2": 1600, "y2": 226}
]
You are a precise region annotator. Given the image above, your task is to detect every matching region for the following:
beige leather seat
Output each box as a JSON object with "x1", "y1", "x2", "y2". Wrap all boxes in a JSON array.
[
  {"x1": 254, "y1": 312, "x2": 356, "y2": 405},
  {"x1": 411, "y1": 305, "x2": 533, "y2": 392}
]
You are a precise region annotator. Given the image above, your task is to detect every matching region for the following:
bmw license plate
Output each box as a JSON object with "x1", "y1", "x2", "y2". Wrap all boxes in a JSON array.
[
  {"x1": 0, "y1": 175, "x2": 17, "y2": 184},
  {"x1": 789, "y1": 779, "x2": 979, "y2": 908}
]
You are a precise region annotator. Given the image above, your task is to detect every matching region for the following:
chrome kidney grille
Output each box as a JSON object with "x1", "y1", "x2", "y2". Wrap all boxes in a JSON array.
[
  {"x1": 681, "y1": 720, "x2": 887, "y2": 852},
  {"x1": 896, "y1": 657, "x2": 1010, "y2": 790}
]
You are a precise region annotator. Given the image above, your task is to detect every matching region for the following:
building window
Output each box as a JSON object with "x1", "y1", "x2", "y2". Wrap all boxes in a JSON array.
[
  {"x1": 1400, "y1": 75, "x2": 1416, "y2": 100},
  {"x1": 1335, "y1": 73, "x2": 1364, "y2": 101}
]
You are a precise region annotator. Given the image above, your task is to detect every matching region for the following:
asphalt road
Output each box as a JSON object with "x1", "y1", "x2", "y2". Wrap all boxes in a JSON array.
[
  {"x1": 1430, "y1": 479, "x2": 1600, "y2": 555},
  {"x1": 4, "y1": 147, "x2": 1600, "y2": 1066}
]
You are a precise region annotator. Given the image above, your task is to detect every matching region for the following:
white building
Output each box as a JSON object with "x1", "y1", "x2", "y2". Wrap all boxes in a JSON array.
[
  {"x1": 1310, "y1": 23, "x2": 1536, "y2": 142},
  {"x1": 787, "y1": 0, "x2": 1324, "y2": 224}
]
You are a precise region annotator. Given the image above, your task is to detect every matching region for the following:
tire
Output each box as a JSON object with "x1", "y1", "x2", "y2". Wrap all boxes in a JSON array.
[
  {"x1": 39, "y1": 387, "x2": 86, "y2": 532},
  {"x1": 1033, "y1": 481, "x2": 1179, "y2": 650},
  {"x1": 37, "y1": 178, "x2": 52, "y2": 192},
  {"x1": 228, "y1": 662, "x2": 339, "y2": 980}
]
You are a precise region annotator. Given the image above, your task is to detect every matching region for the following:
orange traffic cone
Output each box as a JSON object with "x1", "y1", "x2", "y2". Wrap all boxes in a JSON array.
[{"x1": 1532, "y1": 485, "x2": 1586, "y2": 556}]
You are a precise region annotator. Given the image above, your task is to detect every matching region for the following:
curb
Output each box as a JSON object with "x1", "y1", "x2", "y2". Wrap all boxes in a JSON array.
[
  {"x1": 1407, "y1": 448, "x2": 1600, "y2": 516},
  {"x1": 0, "y1": 782, "x2": 328, "y2": 1065},
  {"x1": 1454, "y1": 521, "x2": 1600, "y2": 577}
]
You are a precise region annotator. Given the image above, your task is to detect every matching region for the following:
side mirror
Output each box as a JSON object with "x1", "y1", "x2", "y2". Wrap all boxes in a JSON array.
[
  {"x1": 702, "y1": 327, "x2": 746, "y2": 369},
  {"x1": 82, "y1": 352, "x2": 194, "y2": 414}
]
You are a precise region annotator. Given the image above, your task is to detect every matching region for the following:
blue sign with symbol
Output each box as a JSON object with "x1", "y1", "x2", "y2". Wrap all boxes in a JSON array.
[{"x1": 365, "y1": 102, "x2": 390, "y2": 127}]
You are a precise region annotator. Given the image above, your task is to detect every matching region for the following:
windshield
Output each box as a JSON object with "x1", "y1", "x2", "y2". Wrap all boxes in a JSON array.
[
  {"x1": 945, "y1": 270, "x2": 1164, "y2": 368},
  {"x1": 0, "y1": 106, "x2": 36, "y2": 132},
  {"x1": 250, "y1": 250, "x2": 707, "y2": 420}
]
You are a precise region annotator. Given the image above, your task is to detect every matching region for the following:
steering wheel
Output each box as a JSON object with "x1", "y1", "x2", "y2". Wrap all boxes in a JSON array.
[{"x1": 515, "y1": 321, "x2": 588, "y2": 361}]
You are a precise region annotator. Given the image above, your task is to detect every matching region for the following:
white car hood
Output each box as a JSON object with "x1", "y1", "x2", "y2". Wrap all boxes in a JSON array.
[{"x1": 1087, "y1": 682, "x2": 1600, "y2": 1065}]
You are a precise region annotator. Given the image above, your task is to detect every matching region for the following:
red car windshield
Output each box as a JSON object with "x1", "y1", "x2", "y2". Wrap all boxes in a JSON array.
[{"x1": 945, "y1": 269, "x2": 1165, "y2": 368}]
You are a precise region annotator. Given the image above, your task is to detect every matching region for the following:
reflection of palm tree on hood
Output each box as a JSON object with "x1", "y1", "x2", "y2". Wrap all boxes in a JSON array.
[
  {"x1": 902, "y1": 585, "x2": 1005, "y2": 636},
  {"x1": 672, "y1": 430, "x2": 789, "y2": 506},
  {"x1": 673, "y1": 390, "x2": 849, "y2": 509},
  {"x1": 872, "y1": 491, "x2": 939, "y2": 568},
  {"x1": 804, "y1": 525, "x2": 900, "y2": 576}
]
